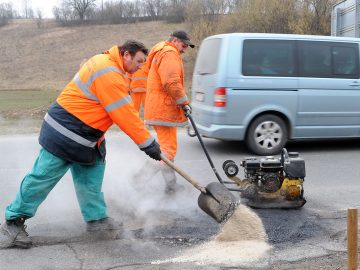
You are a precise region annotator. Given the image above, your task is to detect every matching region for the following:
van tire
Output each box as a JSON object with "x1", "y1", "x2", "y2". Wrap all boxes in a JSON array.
[{"x1": 245, "y1": 114, "x2": 288, "y2": 156}]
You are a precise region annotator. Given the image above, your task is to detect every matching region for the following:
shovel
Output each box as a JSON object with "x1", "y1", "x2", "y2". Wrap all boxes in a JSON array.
[{"x1": 161, "y1": 153, "x2": 237, "y2": 223}]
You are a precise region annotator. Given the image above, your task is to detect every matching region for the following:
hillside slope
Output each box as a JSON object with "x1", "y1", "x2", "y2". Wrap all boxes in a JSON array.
[{"x1": 0, "y1": 19, "x2": 190, "y2": 91}]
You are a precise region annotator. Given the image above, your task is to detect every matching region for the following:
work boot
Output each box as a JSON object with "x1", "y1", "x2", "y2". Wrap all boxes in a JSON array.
[
  {"x1": 161, "y1": 165, "x2": 185, "y2": 195},
  {"x1": 0, "y1": 217, "x2": 32, "y2": 249},
  {"x1": 86, "y1": 217, "x2": 123, "y2": 232}
]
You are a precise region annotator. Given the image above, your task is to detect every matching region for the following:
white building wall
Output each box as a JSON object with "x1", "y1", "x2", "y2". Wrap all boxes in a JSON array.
[{"x1": 332, "y1": 0, "x2": 360, "y2": 37}]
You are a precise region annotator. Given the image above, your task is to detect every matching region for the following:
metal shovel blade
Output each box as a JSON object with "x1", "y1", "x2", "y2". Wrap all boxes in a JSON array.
[{"x1": 198, "y1": 182, "x2": 238, "y2": 223}]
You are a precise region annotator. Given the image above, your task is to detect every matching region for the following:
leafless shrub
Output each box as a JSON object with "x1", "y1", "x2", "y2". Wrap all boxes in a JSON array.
[
  {"x1": 185, "y1": 0, "x2": 221, "y2": 43},
  {"x1": 291, "y1": 0, "x2": 337, "y2": 35},
  {"x1": 22, "y1": 0, "x2": 34, "y2": 18},
  {"x1": 143, "y1": 0, "x2": 166, "y2": 20},
  {"x1": 185, "y1": 0, "x2": 337, "y2": 46},
  {"x1": 218, "y1": 0, "x2": 298, "y2": 33},
  {"x1": 35, "y1": 9, "x2": 43, "y2": 28},
  {"x1": 53, "y1": 0, "x2": 96, "y2": 25},
  {"x1": 166, "y1": 0, "x2": 187, "y2": 23},
  {"x1": 67, "y1": 0, "x2": 96, "y2": 21},
  {"x1": 53, "y1": 3, "x2": 77, "y2": 25},
  {"x1": 0, "y1": 2, "x2": 13, "y2": 27}
]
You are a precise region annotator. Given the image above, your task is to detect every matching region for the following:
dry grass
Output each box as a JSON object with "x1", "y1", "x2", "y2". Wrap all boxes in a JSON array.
[
  {"x1": 0, "y1": 19, "x2": 188, "y2": 91},
  {"x1": 0, "y1": 19, "x2": 195, "y2": 133}
]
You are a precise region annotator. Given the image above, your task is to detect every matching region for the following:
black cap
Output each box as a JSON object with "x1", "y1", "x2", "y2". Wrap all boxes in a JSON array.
[{"x1": 170, "y1": 30, "x2": 195, "y2": 48}]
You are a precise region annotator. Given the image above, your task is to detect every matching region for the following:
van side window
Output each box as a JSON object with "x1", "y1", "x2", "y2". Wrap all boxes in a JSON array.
[
  {"x1": 299, "y1": 41, "x2": 359, "y2": 79},
  {"x1": 242, "y1": 40, "x2": 296, "y2": 77},
  {"x1": 333, "y1": 46, "x2": 358, "y2": 76},
  {"x1": 194, "y1": 38, "x2": 221, "y2": 75},
  {"x1": 300, "y1": 42, "x2": 331, "y2": 77}
]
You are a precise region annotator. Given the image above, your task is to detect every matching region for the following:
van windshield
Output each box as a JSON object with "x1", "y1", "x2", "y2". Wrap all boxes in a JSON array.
[{"x1": 194, "y1": 38, "x2": 221, "y2": 75}]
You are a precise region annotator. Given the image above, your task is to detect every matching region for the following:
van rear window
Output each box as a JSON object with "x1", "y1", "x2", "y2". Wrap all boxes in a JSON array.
[
  {"x1": 242, "y1": 40, "x2": 296, "y2": 77},
  {"x1": 194, "y1": 38, "x2": 221, "y2": 75}
]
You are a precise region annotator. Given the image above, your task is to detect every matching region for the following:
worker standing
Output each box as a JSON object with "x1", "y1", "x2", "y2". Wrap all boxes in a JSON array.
[
  {"x1": 133, "y1": 31, "x2": 194, "y2": 194},
  {"x1": 129, "y1": 64, "x2": 148, "y2": 112},
  {"x1": 0, "y1": 40, "x2": 161, "y2": 249}
]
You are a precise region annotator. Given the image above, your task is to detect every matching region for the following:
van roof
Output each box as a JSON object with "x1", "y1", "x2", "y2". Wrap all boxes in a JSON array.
[{"x1": 204, "y1": 33, "x2": 360, "y2": 42}]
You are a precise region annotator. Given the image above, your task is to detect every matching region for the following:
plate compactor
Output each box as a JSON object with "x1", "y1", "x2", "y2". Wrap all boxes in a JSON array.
[
  {"x1": 222, "y1": 148, "x2": 306, "y2": 209},
  {"x1": 163, "y1": 112, "x2": 306, "y2": 225}
]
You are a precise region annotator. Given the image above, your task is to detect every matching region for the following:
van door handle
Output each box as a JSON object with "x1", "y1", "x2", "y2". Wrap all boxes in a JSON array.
[{"x1": 349, "y1": 81, "x2": 360, "y2": 87}]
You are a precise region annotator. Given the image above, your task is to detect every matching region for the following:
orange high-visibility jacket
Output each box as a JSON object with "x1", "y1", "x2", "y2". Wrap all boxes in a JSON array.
[
  {"x1": 40, "y1": 46, "x2": 154, "y2": 164},
  {"x1": 129, "y1": 65, "x2": 148, "y2": 94},
  {"x1": 144, "y1": 41, "x2": 189, "y2": 127}
]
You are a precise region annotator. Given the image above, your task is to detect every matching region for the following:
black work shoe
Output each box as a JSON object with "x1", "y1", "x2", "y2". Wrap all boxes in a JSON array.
[
  {"x1": 0, "y1": 217, "x2": 32, "y2": 249},
  {"x1": 86, "y1": 217, "x2": 123, "y2": 232}
]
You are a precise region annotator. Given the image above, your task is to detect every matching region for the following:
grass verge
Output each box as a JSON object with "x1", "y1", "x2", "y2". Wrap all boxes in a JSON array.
[
  {"x1": 0, "y1": 88, "x2": 59, "y2": 135},
  {"x1": 0, "y1": 88, "x2": 60, "y2": 119}
]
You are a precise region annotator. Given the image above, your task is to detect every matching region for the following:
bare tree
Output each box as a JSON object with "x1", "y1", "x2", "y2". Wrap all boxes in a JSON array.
[
  {"x1": 186, "y1": 0, "x2": 335, "y2": 37},
  {"x1": 133, "y1": 0, "x2": 143, "y2": 18},
  {"x1": 53, "y1": 1, "x2": 77, "y2": 24},
  {"x1": 122, "y1": 1, "x2": 136, "y2": 22},
  {"x1": 143, "y1": 0, "x2": 166, "y2": 20},
  {"x1": 166, "y1": 0, "x2": 187, "y2": 22},
  {"x1": 185, "y1": 0, "x2": 219, "y2": 45},
  {"x1": 102, "y1": 0, "x2": 125, "y2": 24},
  {"x1": 202, "y1": 0, "x2": 228, "y2": 15},
  {"x1": 225, "y1": 0, "x2": 298, "y2": 33},
  {"x1": 0, "y1": 2, "x2": 14, "y2": 27},
  {"x1": 35, "y1": 8, "x2": 43, "y2": 28},
  {"x1": 66, "y1": 0, "x2": 97, "y2": 21},
  {"x1": 22, "y1": 0, "x2": 34, "y2": 18},
  {"x1": 293, "y1": 0, "x2": 337, "y2": 35}
]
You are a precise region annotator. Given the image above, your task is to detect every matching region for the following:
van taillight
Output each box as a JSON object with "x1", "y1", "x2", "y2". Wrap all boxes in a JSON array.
[{"x1": 214, "y1": 87, "x2": 226, "y2": 107}]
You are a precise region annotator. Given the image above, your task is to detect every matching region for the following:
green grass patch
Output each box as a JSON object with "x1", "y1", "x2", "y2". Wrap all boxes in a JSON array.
[
  {"x1": 0, "y1": 88, "x2": 60, "y2": 120},
  {"x1": 0, "y1": 89, "x2": 60, "y2": 112}
]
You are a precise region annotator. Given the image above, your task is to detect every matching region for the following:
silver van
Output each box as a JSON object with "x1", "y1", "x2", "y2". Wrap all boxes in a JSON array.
[{"x1": 190, "y1": 33, "x2": 360, "y2": 155}]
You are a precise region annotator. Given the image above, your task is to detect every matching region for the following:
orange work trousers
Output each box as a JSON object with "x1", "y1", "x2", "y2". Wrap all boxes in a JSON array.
[
  {"x1": 130, "y1": 92, "x2": 146, "y2": 112},
  {"x1": 153, "y1": 126, "x2": 177, "y2": 161}
]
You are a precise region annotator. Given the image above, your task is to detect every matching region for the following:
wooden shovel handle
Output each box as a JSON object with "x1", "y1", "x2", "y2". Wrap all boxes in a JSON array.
[{"x1": 160, "y1": 153, "x2": 207, "y2": 194}]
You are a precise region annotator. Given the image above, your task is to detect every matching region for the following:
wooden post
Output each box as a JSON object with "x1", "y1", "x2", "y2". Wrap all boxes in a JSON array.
[{"x1": 347, "y1": 208, "x2": 358, "y2": 270}]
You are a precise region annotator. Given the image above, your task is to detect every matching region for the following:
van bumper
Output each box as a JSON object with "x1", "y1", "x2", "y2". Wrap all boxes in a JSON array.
[{"x1": 194, "y1": 123, "x2": 246, "y2": 140}]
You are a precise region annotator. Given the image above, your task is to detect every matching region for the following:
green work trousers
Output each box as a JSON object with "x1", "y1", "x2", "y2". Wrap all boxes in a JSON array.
[{"x1": 5, "y1": 147, "x2": 107, "y2": 222}]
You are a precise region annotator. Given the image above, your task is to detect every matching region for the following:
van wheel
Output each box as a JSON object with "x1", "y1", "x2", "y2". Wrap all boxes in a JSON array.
[{"x1": 245, "y1": 114, "x2": 288, "y2": 156}]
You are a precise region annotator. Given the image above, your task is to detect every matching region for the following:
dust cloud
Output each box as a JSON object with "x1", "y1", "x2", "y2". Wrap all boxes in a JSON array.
[
  {"x1": 93, "y1": 136, "x2": 202, "y2": 237},
  {"x1": 153, "y1": 205, "x2": 271, "y2": 267},
  {"x1": 0, "y1": 133, "x2": 200, "y2": 236},
  {"x1": 1, "y1": 134, "x2": 270, "y2": 267}
]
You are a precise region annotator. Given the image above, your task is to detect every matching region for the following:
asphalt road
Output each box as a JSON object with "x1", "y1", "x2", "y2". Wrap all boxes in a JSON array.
[{"x1": 0, "y1": 130, "x2": 359, "y2": 269}]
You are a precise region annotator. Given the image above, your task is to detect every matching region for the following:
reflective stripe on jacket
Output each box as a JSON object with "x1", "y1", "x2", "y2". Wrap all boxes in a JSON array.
[
  {"x1": 129, "y1": 66, "x2": 148, "y2": 94},
  {"x1": 39, "y1": 46, "x2": 154, "y2": 164},
  {"x1": 144, "y1": 41, "x2": 189, "y2": 127},
  {"x1": 39, "y1": 102, "x2": 106, "y2": 164}
]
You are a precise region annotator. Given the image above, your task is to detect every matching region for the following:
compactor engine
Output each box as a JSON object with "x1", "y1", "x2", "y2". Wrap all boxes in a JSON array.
[{"x1": 222, "y1": 148, "x2": 306, "y2": 209}]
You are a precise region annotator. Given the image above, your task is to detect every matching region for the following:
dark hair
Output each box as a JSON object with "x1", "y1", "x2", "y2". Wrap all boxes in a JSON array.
[{"x1": 119, "y1": 40, "x2": 148, "y2": 57}]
